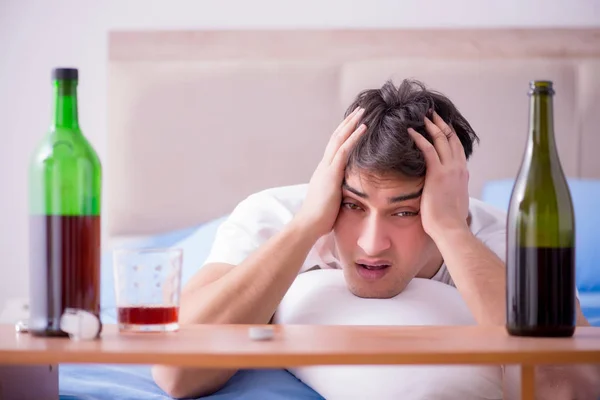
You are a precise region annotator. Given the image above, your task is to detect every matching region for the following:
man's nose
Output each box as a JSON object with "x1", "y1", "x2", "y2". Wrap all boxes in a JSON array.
[{"x1": 357, "y1": 216, "x2": 392, "y2": 256}]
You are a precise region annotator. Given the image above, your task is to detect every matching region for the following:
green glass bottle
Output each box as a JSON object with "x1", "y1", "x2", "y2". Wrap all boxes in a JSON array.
[
  {"x1": 506, "y1": 80, "x2": 576, "y2": 337},
  {"x1": 28, "y1": 68, "x2": 102, "y2": 337}
]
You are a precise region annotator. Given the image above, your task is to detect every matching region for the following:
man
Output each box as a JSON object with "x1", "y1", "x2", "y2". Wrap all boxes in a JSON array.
[{"x1": 152, "y1": 79, "x2": 598, "y2": 399}]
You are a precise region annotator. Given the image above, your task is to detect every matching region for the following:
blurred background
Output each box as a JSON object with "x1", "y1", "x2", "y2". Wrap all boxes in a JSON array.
[{"x1": 1, "y1": 0, "x2": 599, "y2": 318}]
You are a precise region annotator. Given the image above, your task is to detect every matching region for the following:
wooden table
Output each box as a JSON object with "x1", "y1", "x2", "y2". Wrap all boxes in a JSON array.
[{"x1": 1, "y1": 323, "x2": 600, "y2": 399}]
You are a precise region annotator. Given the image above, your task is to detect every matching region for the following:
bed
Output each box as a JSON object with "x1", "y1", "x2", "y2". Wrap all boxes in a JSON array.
[{"x1": 59, "y1": 28, "x2": 600, "y2": 399}]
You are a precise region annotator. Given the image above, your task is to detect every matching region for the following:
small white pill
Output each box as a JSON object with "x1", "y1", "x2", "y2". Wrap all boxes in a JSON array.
[{"x1": 248, "y1": 326, "x2": 275, "y2": 341}]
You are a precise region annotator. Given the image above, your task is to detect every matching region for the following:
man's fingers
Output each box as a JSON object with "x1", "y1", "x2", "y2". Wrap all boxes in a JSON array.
[
  {"x1": 448, "y1": 130, "x2": 467, "y2": 164},
  {"x1": 408, "y1": 127, "x2": 441, "y2": 168},
  {"x1": 424, "y1": 115, "x2": 453, "y2": 164},
  {"x1": 324, "y1": 108, "x2": 365, "y2": 163},
  {"x1": 431, "y1": 111, "x2": 454, "y2": 136},
  {"x1": 338, "y1": 107, "x2": 364, "y2": 138},
  {"x1": 332, "y1": 107, "x2": 361, "y2": 137},
  {"x1": 432, "y1": 110, "x2": 467, "y2": 164},
  {"x1": 430, "y1": 111, "x2": 468, "y2": 166},
  {"x1": 332, "y1": 124, "x2": 367, "y2": 168}
]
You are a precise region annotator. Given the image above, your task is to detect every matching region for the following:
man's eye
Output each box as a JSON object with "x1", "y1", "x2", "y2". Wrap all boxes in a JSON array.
[
  {"x1": 342, "y1": 202, "x2": 361, "y2": 211},
  {"x1": 394, "y1": 211, "x2": 418, "y2": 217}
]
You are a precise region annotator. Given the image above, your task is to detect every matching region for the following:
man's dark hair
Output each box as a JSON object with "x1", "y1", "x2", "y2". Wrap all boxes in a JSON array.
[{"x1": 345, "y1": 79, "x2": 479, "y2": 178}]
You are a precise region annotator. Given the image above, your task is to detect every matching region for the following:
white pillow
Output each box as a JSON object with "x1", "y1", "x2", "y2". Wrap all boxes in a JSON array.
[{"x1": 273, "y1": 269, "x2": 503, "y2": 400}]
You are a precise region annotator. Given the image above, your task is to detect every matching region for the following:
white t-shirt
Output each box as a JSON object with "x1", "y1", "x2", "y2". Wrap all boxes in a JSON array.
[{"x1": 204, "y1": 183, "x2": 508, "y2": 287}]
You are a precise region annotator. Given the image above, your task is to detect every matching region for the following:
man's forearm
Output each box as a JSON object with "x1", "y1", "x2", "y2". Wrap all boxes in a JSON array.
[
  {"x1": 432, "y1": 228, "x2": 506, "y2": 325},
  {"x1": 181, "y1": 217, "x2": 321, "y2": 325}
]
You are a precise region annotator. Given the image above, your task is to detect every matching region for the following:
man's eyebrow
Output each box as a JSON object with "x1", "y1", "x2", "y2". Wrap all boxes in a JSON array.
[
  {"x1": 342, "y1": 182, "x2": 368, "y2": 198},
  {"x1": 388, "y1": 188, "x2": 423, "y2": 203},
  {"x1": 342, "y1": 182, "x2": 423, "y2": 204}
]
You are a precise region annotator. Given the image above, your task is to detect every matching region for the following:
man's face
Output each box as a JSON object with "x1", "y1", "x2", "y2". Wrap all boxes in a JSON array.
[{"x1": 332, "y1": 169, "x2": 443, "y2": 299}]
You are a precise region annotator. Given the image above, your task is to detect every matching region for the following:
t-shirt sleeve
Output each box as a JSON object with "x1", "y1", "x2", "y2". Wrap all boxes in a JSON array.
[{"x1": 202, "y1": 191, "x2": 294, "y2": 267}]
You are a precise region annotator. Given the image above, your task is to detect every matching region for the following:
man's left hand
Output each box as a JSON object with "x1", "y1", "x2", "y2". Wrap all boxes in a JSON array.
[{"x1": 408, "y1": 112, "x2": 470, "y2": 241}]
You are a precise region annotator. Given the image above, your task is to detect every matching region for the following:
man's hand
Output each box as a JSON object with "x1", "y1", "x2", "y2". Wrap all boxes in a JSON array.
[
  {"x1": 408, "y1": 112, "x2": 470, "y2": 241},
  {"x1": 294, "y1": 107, "x2": 366, "y2": 239}
]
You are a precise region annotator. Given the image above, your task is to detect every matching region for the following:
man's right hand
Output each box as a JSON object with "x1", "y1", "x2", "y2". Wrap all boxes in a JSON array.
[{"x1": 294, "y1": 107, "x2": 366, "y2": 239}]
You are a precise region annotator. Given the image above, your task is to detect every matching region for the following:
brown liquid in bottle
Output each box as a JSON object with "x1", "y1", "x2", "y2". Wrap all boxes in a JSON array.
[
  {"x1": 507, "y1": 246, "x2": 575, "y2": 337},
  {"x1": 29, "y1": 215, "x2": 101, "y2": 336}
]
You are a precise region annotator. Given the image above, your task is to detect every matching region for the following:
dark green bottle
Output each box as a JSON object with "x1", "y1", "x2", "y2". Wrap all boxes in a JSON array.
[
  {"x1": 28, "y1": 68, "x2": 102, "y2": 337},
  {"x1": 506, "y1": 80, "x2": 576, "y2": 337}
]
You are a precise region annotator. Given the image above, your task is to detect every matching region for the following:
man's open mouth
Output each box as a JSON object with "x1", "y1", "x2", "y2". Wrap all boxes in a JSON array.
[
  {"x1": 355, "y1": 261, "x2": 392, "y2": 280},
  {"x1": 357, "y1": 263, "x2": 390, "y2": 270}
]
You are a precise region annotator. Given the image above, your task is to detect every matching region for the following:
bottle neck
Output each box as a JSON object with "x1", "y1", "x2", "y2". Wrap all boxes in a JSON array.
[
  {"x1": 52, "y1": 80, "x2": 79, "y2": 129},
  {"x1": 528, "y1": 91, "x2": 555, "y2": 153}
]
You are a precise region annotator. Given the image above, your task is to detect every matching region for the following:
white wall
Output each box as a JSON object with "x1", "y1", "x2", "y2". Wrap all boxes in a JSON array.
[{"x1": 1, "y1": 0, "x2": 599, "y2": 311}]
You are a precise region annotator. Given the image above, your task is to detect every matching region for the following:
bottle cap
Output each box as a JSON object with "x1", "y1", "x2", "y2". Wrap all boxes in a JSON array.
[
  {"x1": 60, "y1": 309, "x2": 101, "y2": 341},
  {"x1": 52, "y1": 68, "x2": 78, "y2": 81},
  {"x1": 529, "y1": 80, "x2": 554, "y2": 95}
]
